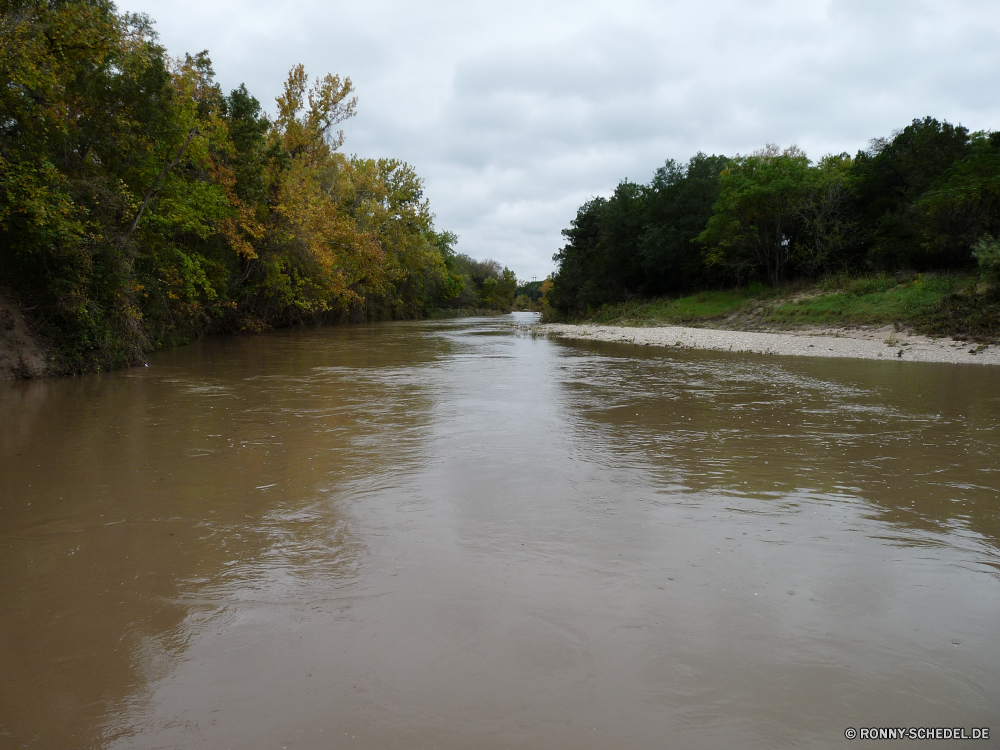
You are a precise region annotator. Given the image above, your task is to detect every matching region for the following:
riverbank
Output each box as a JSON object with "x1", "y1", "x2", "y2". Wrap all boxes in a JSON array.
[
  {"x1": 545, "y1": 273, "x2": 1000, "y2": 343},
  {"x1": 0, "y1": 290, "x2": 516, "y2": 380},
  {"x1": 0, "y1": 294, "x2": 53, "y2": 380},
  {"x1": 540, "y1": 322, "x2": 1000, "y2": 365}
]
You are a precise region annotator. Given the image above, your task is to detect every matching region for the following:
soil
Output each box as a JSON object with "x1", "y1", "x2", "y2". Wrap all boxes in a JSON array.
[{"x1": 0, "y1": 293, "x2": 54, "y2": 380}]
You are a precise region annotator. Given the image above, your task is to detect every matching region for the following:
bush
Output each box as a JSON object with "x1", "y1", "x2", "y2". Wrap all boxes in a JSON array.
[
  {"x1": 918, "y1": 286, "x2": 1000, "y2": 341},
  {"x1": 819, "y1": 272, "x2": 851, "y2": 292},
  {"x1": 847, "y1": 273, "x2": 898, "y2": 295},
  {"x1": 972, "y1": 235, "x2": 1000, "y2": 285}
]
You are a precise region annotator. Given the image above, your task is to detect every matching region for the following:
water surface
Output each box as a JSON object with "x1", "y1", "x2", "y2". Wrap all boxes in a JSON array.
[{"x1": 1, "y1": 313, "x2": 998, "y2": 748}]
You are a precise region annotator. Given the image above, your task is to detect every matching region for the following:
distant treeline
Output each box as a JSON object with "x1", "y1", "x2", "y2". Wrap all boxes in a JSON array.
[
  {"x1": 548, "y1": 118, "x2": 1000, "y2": 314},
  {"x1": 0, "y1": 0, "x2": 517, "y2": 372},
  {"x1": 513, "y1": 279, "x2": 548, "y2": 310}
]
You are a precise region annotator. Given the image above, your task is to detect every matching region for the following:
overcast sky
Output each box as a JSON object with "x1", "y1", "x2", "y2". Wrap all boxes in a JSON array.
[{"x1": 117, "y1": 0, "x2": 1000, "y2": 281}]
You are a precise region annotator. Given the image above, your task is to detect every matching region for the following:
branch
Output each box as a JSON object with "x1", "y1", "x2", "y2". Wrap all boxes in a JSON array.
[{"x1": 125, "y1": 128, "x2": 198, "y2": 240}]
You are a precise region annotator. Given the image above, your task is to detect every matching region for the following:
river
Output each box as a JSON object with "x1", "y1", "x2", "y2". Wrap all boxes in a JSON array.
[{"x1": 1, "y1": 313, "x2": 998, "y2": 748}]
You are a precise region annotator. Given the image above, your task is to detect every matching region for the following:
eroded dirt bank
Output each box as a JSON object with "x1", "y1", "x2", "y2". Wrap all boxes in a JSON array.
[{"x1": 0, "y1": 294, "x2": 53, "y2": 380}]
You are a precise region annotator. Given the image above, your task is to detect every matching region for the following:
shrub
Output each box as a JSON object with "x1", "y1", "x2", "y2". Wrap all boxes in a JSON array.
[
  {"x1": 847, "y1": 273, "x2": 897, "y2": 295},
  {"x1": 819, "y1": 272, "x2": 851, "y2": 292},
  {"x1": 971, "y1": 235, "x2": 1000, "y2": 285}
]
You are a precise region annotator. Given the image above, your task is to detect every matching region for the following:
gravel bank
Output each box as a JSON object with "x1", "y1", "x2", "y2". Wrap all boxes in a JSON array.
[{"x1": 539, "y1": 323, "x2": 1000, "y2": 366}]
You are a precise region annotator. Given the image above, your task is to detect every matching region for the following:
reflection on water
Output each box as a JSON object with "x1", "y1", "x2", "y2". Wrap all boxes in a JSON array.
[
  {"x1": 561, "y1": 342, "x2": 1000, "y2": 553},
  {"x1": 0, "y1": 313, "x2": 997, "y2": 749}
]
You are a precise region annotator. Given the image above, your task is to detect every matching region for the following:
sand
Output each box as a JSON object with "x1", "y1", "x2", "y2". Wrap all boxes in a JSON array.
[
  {"x1": 538, "y1": 322, "x2": 1000, "y2": 366},
  {"x1": 0, "y1": 294, "x2": 53, "y2": 380}
]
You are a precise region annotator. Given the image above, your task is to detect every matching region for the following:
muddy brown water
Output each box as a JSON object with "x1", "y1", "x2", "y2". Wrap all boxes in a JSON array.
[{"x1": 1, "y1": 313, "x2": 998, "y2": 749}]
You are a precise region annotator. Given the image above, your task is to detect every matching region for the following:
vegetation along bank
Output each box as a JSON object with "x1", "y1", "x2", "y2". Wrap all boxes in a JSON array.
[
  {"x1": 0, "y1": 0, "x2": 519, "y2": 378},
  {"x1": 544, "y1": 121, "x2": 1000, "y2": 347}
]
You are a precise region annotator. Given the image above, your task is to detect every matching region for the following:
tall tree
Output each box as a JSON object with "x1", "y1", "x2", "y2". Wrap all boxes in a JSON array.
[
  {"x1": 853, "y1": 117, "x2": 972, "y2": 269},
  {"x1": 639, "y1": 153, "x2": 727, "y2": 292},
  {"x1": 698, "y1": 145, "x2": 811, "y2": 285},
  {"x1": 547, "y1": 197, "x2": 607, "y2": 313}
]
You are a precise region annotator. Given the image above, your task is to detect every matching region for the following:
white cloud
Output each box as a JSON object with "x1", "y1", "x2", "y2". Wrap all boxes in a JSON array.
[{"x1": 117, "y1": 0, "x2": 1000, "y2": 280}]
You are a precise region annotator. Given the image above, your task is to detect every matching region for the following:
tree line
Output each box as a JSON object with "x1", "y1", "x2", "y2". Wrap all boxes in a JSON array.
[
  {"x1": 0, "y1": 0, "x2": 517, "y2": 372},
  {"x1": 548, "y1": 118, "x2": 1000, "y2": 315}
]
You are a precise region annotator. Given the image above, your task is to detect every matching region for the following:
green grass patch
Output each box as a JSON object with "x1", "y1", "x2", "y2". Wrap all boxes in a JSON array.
[
  {"x1": 583, "y1": 289, "x2": 762, "y2": 325},
  {"x1": 563, "y1": 273, "x2": 996, "y2": 339},
  {"x1": 767, "y1": 274, "x2": 961, "y2": 328}
]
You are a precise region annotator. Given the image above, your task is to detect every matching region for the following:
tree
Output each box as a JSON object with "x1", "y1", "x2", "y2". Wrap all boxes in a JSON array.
[
  {"x1": 0, "y1": 2, "x2": 462, "y2": 369},
  {"x1": 793, "y1": 153, "x2": 861, "y2": 274},
  {"x1": 639, "y1": 153, "x2": 727, "y2": 292},
  {"x1": 698, "y1": 145, "x2": 811, "y2": 285},
  {"x1": 346, "y1": 157, "x2": 459, "y2": 318},
  {"x1": 547, "y1": 197, "x2": 606, "y2": 313},
  {"x1": 0, "y1": 0, "x2": 199, "y2": 367},
  {"x1": 853, "y1": 117, "x2": 972, "y2": 269},
  {"x1": 912, "y1": 132, "x2": 1000, "y2": 269},
  {"x1": 592, "y1": 180, "x2": 647, "y2": 301},
  {"x1": 238, "y1": 65, "x2": 383, "y2": 327}
]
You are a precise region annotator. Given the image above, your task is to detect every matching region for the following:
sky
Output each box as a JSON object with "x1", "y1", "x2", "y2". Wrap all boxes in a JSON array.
[{"x1": 116, "y1": 0, "x2": 1000, "y2": 281}]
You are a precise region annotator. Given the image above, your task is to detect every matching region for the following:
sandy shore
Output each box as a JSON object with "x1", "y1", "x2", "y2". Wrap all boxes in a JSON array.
[{"x1": 539, "y1": 323, "x2": 1000, "y2": 366}]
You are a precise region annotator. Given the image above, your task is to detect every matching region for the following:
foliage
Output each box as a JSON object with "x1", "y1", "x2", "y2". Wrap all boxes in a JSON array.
[
  {"x1": 699, "y1": 145, "x2": 811, "y2": 285},
  {"x1": 639, "y1": 153, "x2": 728, "y2": 293},
  {"x1": 514, "y1": 279, "x2": 544, "y2": 302},
  {"x1": 548, "y1": 117, "x2": 1000, "y2": 335},
  {"x1": 852, "y1": 117, "x2": 983, "y2": 270},
  {"x1": 971, "y1": 235, "x2": 1000, "y2": 285},
  {"x1": 548, "y1": 155, "x2": 729, "y2": 314},
  {"x1": 547, "y1": 197, "x2": 607, "y2": 312},
  {"x1": 561, "y1": 274, "x2": 970, "y2": 340},
  {"x1": 442, "y1": 255, "x2": 517, "y2": 311},
  {"x1": 0, "y1": 0, "x2": 499, "y2": 371}
]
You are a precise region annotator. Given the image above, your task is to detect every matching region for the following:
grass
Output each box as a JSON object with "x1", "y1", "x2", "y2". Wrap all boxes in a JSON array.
[
  {"x1": 915, "y1": 286, "x2": 1000, "y2": 341},
  {"x1": 557, "y1": 272, "x2": 999, "y2": 341},
  {"x1": 585, "y1": 288, "x2": 765, "y2": 325},
  {"x1": 766, "y1": 273, "x2": 960, "y2": 328}
]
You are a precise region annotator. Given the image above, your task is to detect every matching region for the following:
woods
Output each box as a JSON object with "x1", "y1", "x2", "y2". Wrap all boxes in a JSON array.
[
  {"x1": 548, "y1": 119, "x2": 1000, "y2": 321},
  {"x1": 0, "y1": 0, "x2": 517, "y2": 373}
]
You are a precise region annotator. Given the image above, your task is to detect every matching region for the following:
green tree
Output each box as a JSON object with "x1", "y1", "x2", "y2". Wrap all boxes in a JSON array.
[
  {"x1": 853, "y1": 117, "x2": 972, "y2": 269},
  {"x1": 0, "y1": 0, "x2": 203, "y2": 367},
  {"x1": 347, "y1": 157, "x2": 460, "y2": 318},
  {"x1": 547, "y1": 197, "x2": 607, "y2": 313},
  {"x1": 793, "y1": 153, "x2": 861, "y2": 274},
  {"x1": 698, "y1": 145, "x2": 811, "y2": 285},
  {"x1": 912, "y1": 132, "x2": 1000, "y2": 269},
  {"x1": 0, "y1": 2, "x2": 462, "y2": 370},
  {"x1": 639, "y1": 153, "x2": 727, "y2": 292}
]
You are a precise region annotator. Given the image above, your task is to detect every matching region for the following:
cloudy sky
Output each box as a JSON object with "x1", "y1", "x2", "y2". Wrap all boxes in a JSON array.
[{"x1": 117, "y1": 0, "x2": 1000, "y2": 281}]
